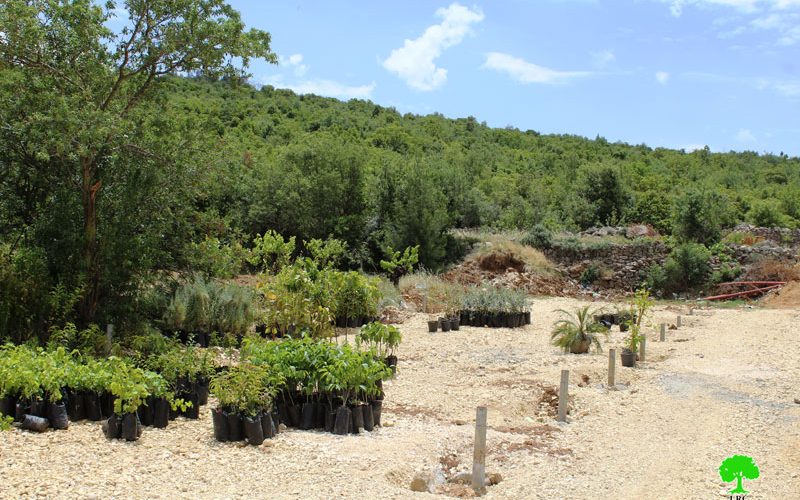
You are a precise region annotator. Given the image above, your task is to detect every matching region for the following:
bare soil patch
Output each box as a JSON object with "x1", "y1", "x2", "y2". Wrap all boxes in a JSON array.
[{"x1": 2, "y1": 298, "x2": 799, "y2": 499}]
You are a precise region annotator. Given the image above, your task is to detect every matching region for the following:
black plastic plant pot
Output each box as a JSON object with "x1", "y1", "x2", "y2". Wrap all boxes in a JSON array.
[
  {"x1": 287, "y1": 404, "x2": 301, "y2": 428},
  {"x1": 350, "y1": 404, "x2": 364, "y2": 433},
  {"x1": 619, "y1": 322, "x2": 630, "y2": 332},
  {"x1": 153, "y1": 398, "x2": 170, "y2": 429},
  {"x1": 333, "y1": 406, "x2": 351, "y2": 435},
  {"x1": 450, "y1": 317, "x2": 460, "y2": 331},
  {"x1": 271, "y1": 409, "x2": 281, "y2": 435},
  {"x1": 48, "y1": 401, "x2": 69, "y2": 430},
  {"x1": 325, "y1": 410, "x2": 336, "y2": 433},
  {"x1": 212, "y1": 408, "x2": 229, "y2": 442},
  {"x1": 301, "y1": 402, "x2": 316, "y2": 430},
  {"x1": 427, "y1": 320, "x2": 438, "y2": 333},
  {"x1": 21, "y1": 414, "x2": 49, "y2": 433},
  {"x1": 100, "y1": 392, "x2": 115, "y2": 418},
  {"x1": 362, "y1": 403, "x2": 374, "y2": 432},
  {"x1": 261, "y1": 412, "x2": 276, "y2": 439},
  {"x1": 314, "y1": 402, "x2": 327, "y2": 429},
  {"x1": 66, "y1": 390, "x2": 85, "y2": 421},
  {"x1": 226, "y1": 411, "x2": 244, "y2": 441},
  {"x1": 138, "y1": 400, "x2": 153, "y2": 427},
  {"x1": 524, "y1": 311, "x2": 531, "y2": 325},
  {"x1": 29, "y1": 399, "x2": 47, "y2": 418},
  {"x1": 370, "y1": 400, "x2": 382, "y2": 427},
  {"x1": 14, "y1": 401, "x2": 27, "y2": 422},
  {"x1": 121, "y1": 412, "x2": 140, "y2": 441},
  {"x1": 183, "y1": 394, "x2": 200, "y2": 420},
  {"x1": 621, "y1": 350, "x2": 636, "y2": 368},
  {"x1": 440, "y1": 319, "x2": 451, "y2": 332},
  {"x1": 85, "y1": 392, "x2": 102, "y2": 421},
  {"x1": 196, "y1": 379, "x2": 210, "y2": 407},
  {"x1": 243, "y1": 415, "x2": 265, "y2": 446},
  {"x1": 104, "y1": 414, "x2": 122, "y2": 439},
  {"x1": 0, "y1": 395, "x2": 15, "y2": 418}
]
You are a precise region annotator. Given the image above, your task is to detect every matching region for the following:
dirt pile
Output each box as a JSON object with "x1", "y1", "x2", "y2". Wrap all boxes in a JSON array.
[
  {"x1": 762, "y1": 281, "x2": 800, "y2": 308},
  {"x1": 476, "y1": 249, "x2": 525, "y2": 273},
  {"x1": 443, "y1": 259, "x2": 585, "y2": 297}
]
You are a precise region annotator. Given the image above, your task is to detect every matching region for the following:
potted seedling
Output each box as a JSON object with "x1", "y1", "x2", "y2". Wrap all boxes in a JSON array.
[
  {"x1": 551, "y1": 306, "x2": 609, "y2": 354},
  {"x1": 621, "y1": 289, "x2": 653, "y2": 368}
]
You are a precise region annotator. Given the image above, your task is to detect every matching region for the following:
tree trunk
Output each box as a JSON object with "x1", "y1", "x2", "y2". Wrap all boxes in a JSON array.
[{"x1": 80, "y1": 156, "x2": 101, "y2": 323}]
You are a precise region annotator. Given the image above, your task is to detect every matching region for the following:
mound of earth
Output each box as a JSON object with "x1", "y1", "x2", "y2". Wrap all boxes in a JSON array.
[
  {"x1": 761, "y1": 281, "x2": 800, "y2": 308},
  {"x1": 442, "y1": 259, "x2": 585, "y2": 297}
]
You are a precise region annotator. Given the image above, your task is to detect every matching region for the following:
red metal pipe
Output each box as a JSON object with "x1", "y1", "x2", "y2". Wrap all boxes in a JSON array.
[{"x1": 702, "y1": 284, "x2": 783, "y2": 301}]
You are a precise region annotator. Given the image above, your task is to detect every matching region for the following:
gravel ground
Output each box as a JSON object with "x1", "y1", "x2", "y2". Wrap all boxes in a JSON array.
[{"x1": 1, "y1": 298, "x2": 799, "y2": 499}]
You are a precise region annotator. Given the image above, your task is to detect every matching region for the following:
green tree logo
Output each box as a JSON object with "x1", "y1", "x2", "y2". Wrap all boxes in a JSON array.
[{"x1": 719, "y1": 455, "x2": 760, "y2": 495}]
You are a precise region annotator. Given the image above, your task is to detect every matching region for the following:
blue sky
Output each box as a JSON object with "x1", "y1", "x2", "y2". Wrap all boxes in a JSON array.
[{"x1": 228, "y1": 0, "x2": 800, "y2": 156}]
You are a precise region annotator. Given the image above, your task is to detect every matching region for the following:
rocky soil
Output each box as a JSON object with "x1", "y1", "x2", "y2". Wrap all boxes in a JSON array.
[{"x1": 2, "y1": 298, "x2": 799, "y2": 499}]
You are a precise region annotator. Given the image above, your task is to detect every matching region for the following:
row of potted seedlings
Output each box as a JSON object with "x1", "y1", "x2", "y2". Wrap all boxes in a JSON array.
[
  {"x1": 211, "y1": 325, "x2": 399, "y2": 445},
  {"x1": 456, "y1": 286, "x2": 530, "y2": 329},
  {"x1": 0, "y1": 344, "x2": 212, "y2": 441}
]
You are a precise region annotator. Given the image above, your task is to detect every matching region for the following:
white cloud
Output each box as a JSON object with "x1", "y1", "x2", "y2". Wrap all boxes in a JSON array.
[
  {"x1": 281, "y1": 53, "x2": 308, "y2": 77},
  {"x1": 656, "y1": 71, "x2": 670, "y2": 84},
  {"x1": 382, "y1": 2, "x2": 484, "y2": 91},
  {"x1": 592, "y1": 49, "x2": 616, "y2": 68},
  {"x1": 663, "y1": 0, "x2": 800, "y2": 16},
  {"x1": 680, "y1": 143, "x2": 711, "y2": 151},
  {"x1": 262, "y1": 76, "x2": 376, "y2": 100},
  {"x1": 773, "y1": 80, "x2": 800, "y2": 95},
  {"x1": 737, "y1": 128, "x2": 757, "y2": 142},
  {"x1": 483, "y1": 52, "x2": 590, "y2": 84}
]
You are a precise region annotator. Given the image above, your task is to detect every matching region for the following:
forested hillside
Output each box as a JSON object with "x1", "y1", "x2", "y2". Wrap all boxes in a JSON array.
[
  {"x1": 166, "y1": 76, "x2": 800, "y2": 261},
  {"x1": 3, "y1": 72, "x2": 800, "y2": 337}
]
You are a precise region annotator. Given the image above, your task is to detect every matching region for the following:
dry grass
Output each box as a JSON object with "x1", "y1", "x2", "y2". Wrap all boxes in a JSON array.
[
  {"x1": 398, "y1": 271, "x2": 464, "y2": 314},
  {"x1": 743, "y1": 258, "x2": 800, "y2": 282},
  {"x1": 467, "y1": 240, "x2": 555, "y2": 276}
]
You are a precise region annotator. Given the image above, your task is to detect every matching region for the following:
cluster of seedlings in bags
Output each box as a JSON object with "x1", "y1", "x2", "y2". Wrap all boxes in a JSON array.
[
  {"x1": 0, "y1": 343, "x2": 213, "y2": 441},
  {"x1": 210, "y1": 324, "x2": 400, "y2": 445}
]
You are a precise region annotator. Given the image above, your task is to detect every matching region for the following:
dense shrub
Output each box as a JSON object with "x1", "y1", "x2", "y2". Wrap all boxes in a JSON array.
[
  {"x1": 520, "y1": 224, "x2": 554, "y2": 250},
  {"x1": 646, "y1": 243, "x2": 711, "y2": 294}
]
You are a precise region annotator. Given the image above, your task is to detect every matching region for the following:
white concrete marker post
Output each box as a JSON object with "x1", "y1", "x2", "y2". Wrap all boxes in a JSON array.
[
  {"x1": 677, "y1": 315, "x2": 682, "y2": 328},
  {"x1": 639, "y1": 335, "x2": 646, "y2": 363},
  {"x1": 660, "y1": 323, "x2": 666, "y2": 342},
  {"x1": 472, "y1": 406, "x2": 488, "y2": 494},
  {"x1": 608, "y1": 348, "x2": 616, "y2": 387},
  {"x1": 557, "y1": 370, "x2": 569, "y2": 422}
]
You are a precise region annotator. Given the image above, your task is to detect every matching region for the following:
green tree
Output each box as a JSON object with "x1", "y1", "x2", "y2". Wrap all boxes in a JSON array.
[
  {"x1": 672, "y1": 190, "x2": 730, "y2": 245},
  {"x1": 578, "y1": 164, "x2": 630, "y2": 227},
  {"x1": 0, "y1": 0, "x2": 275, "y2": 322},
  {"x1": 719, "y1": 455, "x2": 760, "y2": 494}
]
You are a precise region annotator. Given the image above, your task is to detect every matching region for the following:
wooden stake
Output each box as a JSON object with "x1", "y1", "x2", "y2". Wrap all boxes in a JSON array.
[
  {"x1": 660, "y1": 323, "x2": 666, "y2": 342},
  {"x1": 557, "y1": 370, "x2": 569, "y2": 422},
  {"x1": 472, "y1": 406, "x2": 488, "y2": 494},
  {"x1": 608, "y1": 349, "x2": 616, "y2": 387},
  {"x1": 639, "y1": 335, "x2": 646, "y2": 363}
]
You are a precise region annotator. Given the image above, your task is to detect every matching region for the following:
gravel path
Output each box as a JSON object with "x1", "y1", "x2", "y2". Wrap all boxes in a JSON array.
[{"x1": 1, "y1": 298, "x2": 799, "y2": 499}]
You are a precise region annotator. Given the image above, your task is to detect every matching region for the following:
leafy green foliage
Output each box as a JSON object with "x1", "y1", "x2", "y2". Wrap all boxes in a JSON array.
[
  {"x1": 380, "y1": 246, "x2": 419, "y2": 285},
  {"x1": 648, "y1": 243, "x2": 712, "y2": 294},
  {"x1": 461, "y1": 285, "x2": 528, "y2": 313},
  {"x1": 519, "y1": 224, "x2": 554, "y2": 250},
  {"x1": 550, "y1": 306, "x2": 609, "y2": 353},
  {"x1": 247, "y1": 231, "x2": 296, "y2": 274},
  {"x1": 356, "y1": 322, "x2": 402, "y2": 358},
  {"x1": 623, "y1": 289, "x2": 653, "y2": 353}
]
